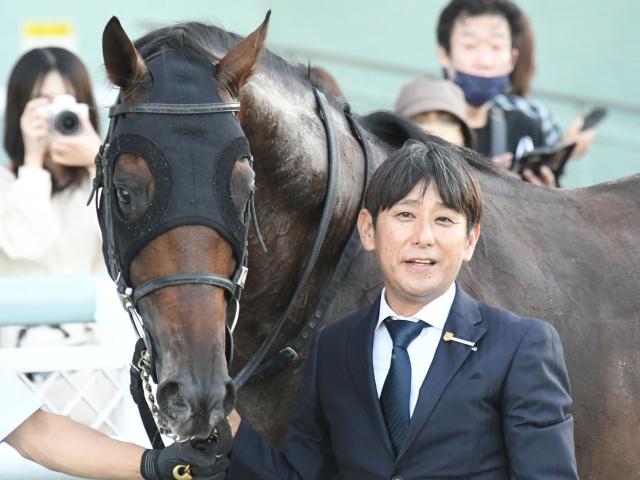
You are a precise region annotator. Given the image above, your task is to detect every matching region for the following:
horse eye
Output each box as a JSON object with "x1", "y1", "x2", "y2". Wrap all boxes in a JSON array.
[
  {"x1": 230, "y1": 157, "x2": 255, "y2": 215},
  {"x1": 116, "y1": 187, "x2": 132, "y2": 206}
]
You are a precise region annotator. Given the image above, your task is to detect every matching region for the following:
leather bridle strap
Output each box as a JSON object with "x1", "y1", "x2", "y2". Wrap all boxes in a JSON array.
[
  {"x1": 232, "y1": 87, "x2": 339, "y2": 389},
  {"x1": 250, "y1": 103, "x2": 372, "y2": 380},
  {"x1": 132, "y1": 272, "x2": 236, "y2": 305},
  {"x1": 109, "y1": 102, "x2": 240, "y2": 117}
]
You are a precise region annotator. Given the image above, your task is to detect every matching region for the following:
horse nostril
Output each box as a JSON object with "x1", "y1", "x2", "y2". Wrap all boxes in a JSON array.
[
  {"x1": 157, "y1": 381, "x2": 191, "y2": 419},
  {"x1": 223, "y1": 379, "x2": 237, "y2": 415}
]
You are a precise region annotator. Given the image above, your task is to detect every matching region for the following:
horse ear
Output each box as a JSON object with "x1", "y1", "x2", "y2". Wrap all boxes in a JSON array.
[
  {"x1": 216, "y1": 11, "x2": 271, "y2": 98},
  {"x1": 102, "y1": 16, "x2": 148, "y2": 90}
]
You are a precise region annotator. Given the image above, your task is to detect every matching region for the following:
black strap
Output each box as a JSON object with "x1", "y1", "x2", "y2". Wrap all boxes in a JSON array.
[
  {"x1": 251, "y1": 105, "x2": 373, "y2": 380},
  {"x1": 109, "y1": 102, "x2": 240, "y2": 117},
  {"x1": 132, "y1": 272, "x2": 236, "y2": 305},
  {"x1": 232, "y1": 88, "x2": 340, "y2": 389},
  {"x1": 130, "y1": 338, "x2": 165, "y2": 449}
]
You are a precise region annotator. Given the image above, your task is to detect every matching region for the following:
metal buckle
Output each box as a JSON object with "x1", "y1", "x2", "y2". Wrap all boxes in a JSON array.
[
  {"x1": 119, "y1": 283, "x2": 145, "y2": 340},
  {"x1": 279, "y1": 346, "x2": 299, "y2": 362},
  {"x1": 236, "y1": 266, "x2": 249, "y2": 289},
  {"x1": 119, "y1": 285, "x2": 134, "y2": 310}
]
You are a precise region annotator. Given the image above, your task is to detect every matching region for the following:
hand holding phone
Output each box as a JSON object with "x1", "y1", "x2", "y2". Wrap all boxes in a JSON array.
[
  {"x1": 517, "y1": 142, "x2": 576, "y2": 178},
  {"x1": 580, "y1": 107, "x2": 607, "y2": 131}
]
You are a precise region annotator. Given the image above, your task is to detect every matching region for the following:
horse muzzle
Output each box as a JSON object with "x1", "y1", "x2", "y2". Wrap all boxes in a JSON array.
[{"x1": 157, "y1": 375, "x2": 237, "y2": 439}]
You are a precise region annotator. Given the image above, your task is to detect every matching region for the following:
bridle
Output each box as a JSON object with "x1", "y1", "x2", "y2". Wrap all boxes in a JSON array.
[
  {"x1": 90, "y1": 77, "x2": 371, "y2": 455},
  {"x1": 90, "y1": 99, "x2": 251, "y2": 368}
]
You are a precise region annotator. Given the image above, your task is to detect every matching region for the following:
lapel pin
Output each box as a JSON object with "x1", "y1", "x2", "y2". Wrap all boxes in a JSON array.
[{"x1": 443, "y1": 331, "x2": 478, "y2": 351}]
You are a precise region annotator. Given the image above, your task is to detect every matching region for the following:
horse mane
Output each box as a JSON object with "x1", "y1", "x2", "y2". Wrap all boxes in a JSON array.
[
  {"x1": 360, "y1": 111, "x2": 499, "y2": 174},
  {"x1": 134, "y1": 21, "x2": 310, "y2": 87}
]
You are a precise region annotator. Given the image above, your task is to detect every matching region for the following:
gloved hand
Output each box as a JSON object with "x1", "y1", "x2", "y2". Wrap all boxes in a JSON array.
[{"x1": 140, "y1": 441, "x2": 230, "y2": 480}]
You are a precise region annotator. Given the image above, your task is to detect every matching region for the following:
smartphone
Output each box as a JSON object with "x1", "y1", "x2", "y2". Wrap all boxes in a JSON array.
[
  {"x1": 580, "y1": 107, "x2": 607, "y2": 131},
  {"x1": 517, "y1": 143, "x2": 577, "y2": 177}
]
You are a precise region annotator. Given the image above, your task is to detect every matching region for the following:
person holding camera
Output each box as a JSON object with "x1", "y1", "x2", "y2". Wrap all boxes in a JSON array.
[{"x1": 0, "y1": 47, "x2": 107, "y2": 349}]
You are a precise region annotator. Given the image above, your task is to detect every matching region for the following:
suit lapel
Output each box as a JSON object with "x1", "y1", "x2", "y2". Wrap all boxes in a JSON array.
[
  {"x1": 346, "y1": 296, "x2": 394, "y2": 456},
  {"x1": 399, "y1": 287, "x2": 487, "y2": 459}
]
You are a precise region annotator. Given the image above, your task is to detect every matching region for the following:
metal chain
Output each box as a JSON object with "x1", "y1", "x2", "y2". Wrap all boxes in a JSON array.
[{"x1": 138, "y1": 350, "x2": 178, "y2": 440}]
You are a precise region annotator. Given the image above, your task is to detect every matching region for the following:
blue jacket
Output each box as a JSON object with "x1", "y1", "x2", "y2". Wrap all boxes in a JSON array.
[{"x1": 230, "y1": 286, "x2": 578, "y2": 479}]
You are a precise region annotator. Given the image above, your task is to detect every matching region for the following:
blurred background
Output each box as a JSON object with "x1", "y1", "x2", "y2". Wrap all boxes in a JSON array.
[
  {"x1": 0, "y1": 0, "x2": 638, "y2": 187},
  {"x1": 0, "y1": 2, "x2": 637, "y2": 477}
]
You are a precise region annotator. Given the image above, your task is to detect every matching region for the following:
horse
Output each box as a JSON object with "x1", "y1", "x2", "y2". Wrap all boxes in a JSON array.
[{"x1": 99, "y1": 14, "x2": 640, "y2": 479}]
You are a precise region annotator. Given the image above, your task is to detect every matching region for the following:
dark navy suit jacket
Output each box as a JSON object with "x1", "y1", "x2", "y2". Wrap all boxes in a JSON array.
[{"x1": 230, "y1": 286, "x2": 578, "y2": 479}]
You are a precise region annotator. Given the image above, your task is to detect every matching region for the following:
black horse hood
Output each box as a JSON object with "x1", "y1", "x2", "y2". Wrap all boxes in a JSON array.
[{"x1": 98, "y1": 49, "x2": 251, "y2": 284}]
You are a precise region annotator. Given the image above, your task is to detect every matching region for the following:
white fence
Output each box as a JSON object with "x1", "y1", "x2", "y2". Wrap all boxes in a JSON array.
[{"x1": 0, "y1": 276, "x2": 149, "y2": 480}]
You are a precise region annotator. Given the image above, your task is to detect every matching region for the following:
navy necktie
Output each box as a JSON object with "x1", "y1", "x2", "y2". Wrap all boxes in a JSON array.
[{"x1": 380, "y1": 318, "x2": 426, "y2": 455}]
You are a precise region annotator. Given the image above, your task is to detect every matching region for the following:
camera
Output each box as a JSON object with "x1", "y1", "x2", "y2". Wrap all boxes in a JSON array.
[{"x1": 45, "y1": 94, "x2": 88, "y2": 135}]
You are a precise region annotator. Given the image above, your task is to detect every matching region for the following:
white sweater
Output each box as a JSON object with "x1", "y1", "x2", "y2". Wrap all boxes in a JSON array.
[
  {"x1": 0, "y1": 165, "x2": 105, "y2": 276},
  {"x1": 0, "y1": 165, "x2": 128, "y2": 348}
]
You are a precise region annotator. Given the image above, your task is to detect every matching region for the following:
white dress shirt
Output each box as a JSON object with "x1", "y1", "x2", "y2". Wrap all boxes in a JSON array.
[{"x1": 373, "y1": 283, "x2": 456, "y2": 416}]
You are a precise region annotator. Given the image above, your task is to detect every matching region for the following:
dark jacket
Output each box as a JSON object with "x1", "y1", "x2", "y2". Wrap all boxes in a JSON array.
[{"x1": 230, "y1": 286, "x2": 578, "y2": 479}]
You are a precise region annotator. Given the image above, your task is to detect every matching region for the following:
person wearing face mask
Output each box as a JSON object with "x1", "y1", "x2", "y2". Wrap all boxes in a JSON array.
[{"x1": 436, "y1": 0, "x2": 554, "y2": 187}]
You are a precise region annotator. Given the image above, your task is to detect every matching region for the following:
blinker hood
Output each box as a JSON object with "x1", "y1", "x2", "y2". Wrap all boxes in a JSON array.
[{"x1": 98, "y1": 50, "x2": 250, "y2": 285}]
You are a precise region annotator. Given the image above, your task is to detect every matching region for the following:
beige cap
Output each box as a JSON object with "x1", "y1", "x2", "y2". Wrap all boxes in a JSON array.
[{"x1": 395, "y1": 77, "x2": 474, "y2": 147}]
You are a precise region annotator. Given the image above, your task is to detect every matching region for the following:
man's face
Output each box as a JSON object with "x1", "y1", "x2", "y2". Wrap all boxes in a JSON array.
[
  {"x1": 358, "y1": 182, "x2": 480, "y2": 316},
  {"x1": 438, "y1": 13, "x2": 517, "y2": 79}
]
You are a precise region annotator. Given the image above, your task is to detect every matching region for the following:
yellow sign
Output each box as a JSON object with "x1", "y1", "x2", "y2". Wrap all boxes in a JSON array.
[
  {"x1": 23, "y1": 21, "x2": 74, "y2": 38},
  {"x1": 21, "y1": 20, "x2": 77, "y2": 51}
]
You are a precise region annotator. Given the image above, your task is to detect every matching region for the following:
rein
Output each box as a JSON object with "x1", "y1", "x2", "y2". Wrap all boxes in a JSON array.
[
  {"x1": 233, "y1": 88, "x2": 341, "y2": 388},
  {"x1": 250, "y1": 104, "x2": 372, "y2": 381}
]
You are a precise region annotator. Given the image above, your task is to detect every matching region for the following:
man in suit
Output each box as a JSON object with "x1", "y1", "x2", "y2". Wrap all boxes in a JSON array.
[{"x1": 228, "y1": 139, "x2": 578, "y2": 479}]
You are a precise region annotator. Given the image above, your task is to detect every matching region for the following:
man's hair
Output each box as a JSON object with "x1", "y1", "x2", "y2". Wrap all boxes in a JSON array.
[
  {"x1": 437, "y1": 0, "x2": 525, "y2": 52},
  {"x1": 365, "y1": 140, "x2": 483, "y2": 234}
]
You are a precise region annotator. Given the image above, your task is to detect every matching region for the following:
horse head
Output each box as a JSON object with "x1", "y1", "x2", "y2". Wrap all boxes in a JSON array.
[{"x1": 98, "y1": 14, "x2": 269, "y2": 440}]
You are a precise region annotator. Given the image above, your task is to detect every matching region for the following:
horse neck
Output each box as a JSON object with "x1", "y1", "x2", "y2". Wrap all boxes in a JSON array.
[
  {"x1": 240, "y1": 71, "x2": 367, "y2": 233},
  {"x1": 233, "y1": 72, "x2": 370, "y2": 352}
]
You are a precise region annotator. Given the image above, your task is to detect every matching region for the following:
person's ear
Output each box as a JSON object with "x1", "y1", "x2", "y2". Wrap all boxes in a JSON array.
[
  {"x1": 510, "y1": 48, "x2": 519, "y2": 71},
  {"x1": 462, "y1": 223, "x2": 481, "y2": 262},
  {"x1": 437, "y1": 46, "x2": 454, "y2": 78},
  {"x1": 357, "y1": 209, "x2": 376, "y2": 252}
]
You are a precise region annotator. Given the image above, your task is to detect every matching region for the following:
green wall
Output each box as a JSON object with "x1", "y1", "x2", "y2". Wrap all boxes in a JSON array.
[{"x1": 1, "y1": 0, "x2": 638, "y2": 187}]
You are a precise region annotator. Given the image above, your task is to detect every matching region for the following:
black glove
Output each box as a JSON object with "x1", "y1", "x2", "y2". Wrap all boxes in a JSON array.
[{"x1": 140, "y1": 441, "x2": 230, "y2": 480}]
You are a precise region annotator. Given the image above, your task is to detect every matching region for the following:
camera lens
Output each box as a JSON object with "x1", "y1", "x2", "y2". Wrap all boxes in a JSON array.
[{"x1": 54, "y1": 111, "x2": 80, "y2": 135}]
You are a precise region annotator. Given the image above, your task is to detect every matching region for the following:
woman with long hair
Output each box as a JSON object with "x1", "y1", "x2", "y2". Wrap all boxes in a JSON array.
[{"x1": 0, "y1": 47, "x2": 104, "y2": 347}]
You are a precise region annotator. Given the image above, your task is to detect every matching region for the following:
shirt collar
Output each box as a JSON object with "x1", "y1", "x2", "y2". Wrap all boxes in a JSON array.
[{"x1": 376, "y1": 282, "x2": 456, "y2": 331}]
